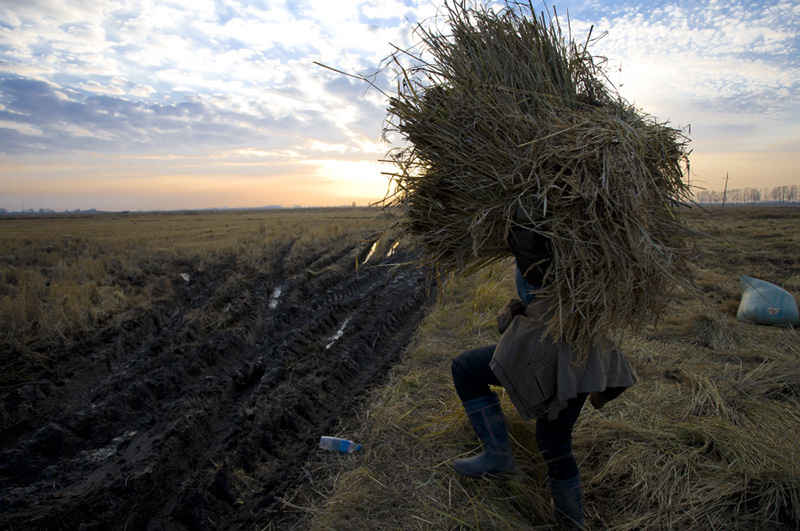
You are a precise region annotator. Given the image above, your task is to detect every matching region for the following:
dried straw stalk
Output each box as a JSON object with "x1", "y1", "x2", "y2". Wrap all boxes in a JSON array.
[{"x1": 382, "y1": 1, "x2": 697, "y2": 357}]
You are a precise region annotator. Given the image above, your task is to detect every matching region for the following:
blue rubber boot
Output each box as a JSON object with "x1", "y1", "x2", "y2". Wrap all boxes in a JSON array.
[
  {"x1": 549, "y1": 473, "x2": 585, "y2": 528},
  {"x1": 450, "y1": 392, "x2": 517, "y2": 479}
]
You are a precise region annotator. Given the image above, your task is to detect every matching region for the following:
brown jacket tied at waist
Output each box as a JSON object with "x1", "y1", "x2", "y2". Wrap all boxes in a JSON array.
[{"x1": 489, "y1": 298, "x2": 637, "y2": 421}]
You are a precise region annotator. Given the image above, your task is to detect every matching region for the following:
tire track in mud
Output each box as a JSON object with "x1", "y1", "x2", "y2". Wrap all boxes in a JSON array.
[{"x1": 0, "y1": 238, "x2": 434, "y2": 530}]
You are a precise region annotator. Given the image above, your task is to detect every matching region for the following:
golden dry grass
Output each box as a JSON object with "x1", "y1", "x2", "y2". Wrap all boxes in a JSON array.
[
  {"x1": 0, "y1": 208, "x2": 391, "y2": 376},
  {"x1": 277, "y1": 205, "x2": 800, "y2": 530},
  {"x1": 4, "y1": 205, "x2": 797, "y2": 529}
]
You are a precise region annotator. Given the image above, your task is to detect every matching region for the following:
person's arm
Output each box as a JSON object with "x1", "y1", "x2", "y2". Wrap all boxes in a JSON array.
[
  {"x1": 497, "y1": 298, "x2": 526, "y2": 334},
  {"x1": 507, "y1": 203, "x2": 551, "y2": 287}
]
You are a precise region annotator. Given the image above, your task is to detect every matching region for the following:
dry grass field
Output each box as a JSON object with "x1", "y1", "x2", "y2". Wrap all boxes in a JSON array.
[
  {"x1": 1, "y1": 205, "x2": 798, "y2": 530},
  {"x1": 276, "y1": 205, "x2": 800, "y2": 530},
  {"x1": 0, "y1": 207, "x2": 435, "y2": 530},
  {"x1": 0, "y1": 208, "x2": 388, "y2": 384}
]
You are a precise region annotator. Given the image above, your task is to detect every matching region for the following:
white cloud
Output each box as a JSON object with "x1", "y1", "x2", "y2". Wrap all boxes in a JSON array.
[
  {"x1": 0, "y1": 120, "x2": 43, "y2": 136},
  {"x1": 576, "y1": 1, "x2": 798, "y2": 119},
  {"x1": 0, "y1": 59, "x2": 55, "y2": 79},
  {"x1": 1, "y1": 0, "x2": 104, "y2": 25},
  {"x1": 129, "y1": 83, "x2": 155, "y2": 97},
  {"x1": 361, "y1": 0, "x2": 409, "y2": 20},
  {"x1": 310, "y1": 140, "x2": 351, "y2": 153},
  {"x1": 81, "y1": 80, "x2": 126, "y2": 95},
  {"x1": 0, "y1": 0, "x2": 797, "y2": 209}
]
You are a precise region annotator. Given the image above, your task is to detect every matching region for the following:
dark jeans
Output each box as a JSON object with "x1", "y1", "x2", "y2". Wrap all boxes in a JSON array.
[{"x1": 451, "y1": 345, "x2": 586, "y2": 480}]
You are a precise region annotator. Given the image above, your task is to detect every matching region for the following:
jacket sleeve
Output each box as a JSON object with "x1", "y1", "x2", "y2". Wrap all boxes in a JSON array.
[{"x1": 497, "y1": 298, "x2": 525, "y2": 334}]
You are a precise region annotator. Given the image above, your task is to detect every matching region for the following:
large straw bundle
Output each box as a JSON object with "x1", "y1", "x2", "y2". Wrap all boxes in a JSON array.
[{"x1": 383, "y1": 2, "x2": 696, "y2": 357}]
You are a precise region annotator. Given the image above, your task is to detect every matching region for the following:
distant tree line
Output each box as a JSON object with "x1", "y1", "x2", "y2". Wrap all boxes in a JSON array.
[
  {"x1": 0, "y1": 208, "x2": 92, "y2": 215},
  {"x1": 694, "y1": 185, "x2": 799, "y2": 204}
]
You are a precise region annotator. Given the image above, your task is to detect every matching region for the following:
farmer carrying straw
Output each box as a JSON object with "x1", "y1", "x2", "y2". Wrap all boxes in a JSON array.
[
  {"x1": 449, "y1": 210, "x2": 637, "y2": 528},
  {"x1": 382, "y1": 1, "x2": 695, "y2": 528}
]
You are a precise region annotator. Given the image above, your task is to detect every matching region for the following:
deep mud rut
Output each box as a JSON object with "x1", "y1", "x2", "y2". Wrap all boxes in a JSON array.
[{"x1": 0, "y1": 238, "x2": 434, "y2": 530}]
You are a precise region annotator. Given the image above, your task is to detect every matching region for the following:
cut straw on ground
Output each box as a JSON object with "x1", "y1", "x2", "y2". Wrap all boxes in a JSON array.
[{"x1": 267, "y1": 207, "x2": 799, "y2": 530}]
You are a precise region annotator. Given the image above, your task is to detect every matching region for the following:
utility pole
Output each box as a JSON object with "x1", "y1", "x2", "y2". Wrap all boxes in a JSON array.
[{"x1": 722, "y1": 173, "x2": 729, "y2": 207}]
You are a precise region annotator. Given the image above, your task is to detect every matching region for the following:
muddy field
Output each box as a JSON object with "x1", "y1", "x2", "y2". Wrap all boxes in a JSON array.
[{"x1": 0, "y1": 215, "x2": 433, "y2": 530}]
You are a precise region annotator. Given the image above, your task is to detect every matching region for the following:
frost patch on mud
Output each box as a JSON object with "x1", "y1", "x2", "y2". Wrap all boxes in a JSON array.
[
  {"x1": 269, "y1": 284, "x2": 283, "y2": 309},
  {"x1": 82, "y1": 431, "x2": 138, "y2": 465},
  {"x1": 325, "y1": 316, "x2": 351, "y2": 349}
]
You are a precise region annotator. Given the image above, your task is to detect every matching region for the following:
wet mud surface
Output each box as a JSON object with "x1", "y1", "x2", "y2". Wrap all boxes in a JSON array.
[{"x1": 0, "y1": 239, "x2": 433, "y2": 530}]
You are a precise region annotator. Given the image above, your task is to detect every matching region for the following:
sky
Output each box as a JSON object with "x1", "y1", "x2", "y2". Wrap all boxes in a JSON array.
[{"x1": 0, "y1": 0, "x2": 798, "y2": 212}]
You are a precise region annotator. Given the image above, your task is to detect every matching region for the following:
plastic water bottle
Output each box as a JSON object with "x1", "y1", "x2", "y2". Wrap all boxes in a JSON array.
[{"x1": 319, "y1": 436, "x2": 362, "y2": 453}]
